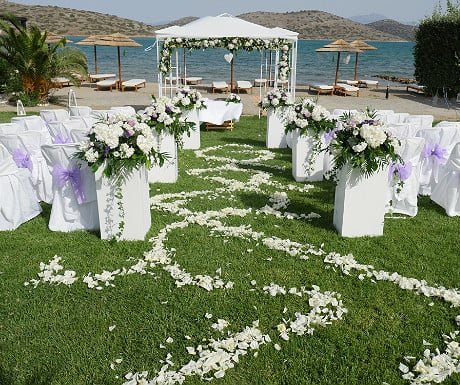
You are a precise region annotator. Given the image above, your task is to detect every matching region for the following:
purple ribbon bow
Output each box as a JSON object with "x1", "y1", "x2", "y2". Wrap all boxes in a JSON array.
[
  {"x1": 323, "y1": 129, "x2": 337, "y2": 144},
  {"x1": 54, "y1": 134, "x2": 72, "y2": 144},
  {"x1": 52, "y1": 164, "x2": 86, "y2": 204},
  {"x1": 390, "y1": 161, "x2": 413, "y2": 182},
  {"x1": 12, "y1": 148, "x2": 33, "y2": 172},
  {"x1": 423, "y1": 143, "x2": 448, "y2": 163}
]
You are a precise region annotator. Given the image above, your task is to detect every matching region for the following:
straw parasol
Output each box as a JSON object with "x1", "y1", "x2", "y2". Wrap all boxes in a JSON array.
[
  {"x1": 316, "y1": 39, "x2": 361, "y2": 85},
  {"x1": 42, "y1": 31, "x2": 73, "y2": 45},
  {"x1": 90, "y1": 33, "x2": 142, "y2": 86},
  {"x1": 349, "y1": 40, "x2": 377, "y2": 80},
  {"x1": 75, "y1": 35, "x2": 103, "y2": 74}
]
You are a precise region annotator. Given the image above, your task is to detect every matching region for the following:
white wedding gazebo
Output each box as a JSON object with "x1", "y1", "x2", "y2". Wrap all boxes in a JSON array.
[{"x1": 154, "y1": 14, "x2": 298, "y2": 99}]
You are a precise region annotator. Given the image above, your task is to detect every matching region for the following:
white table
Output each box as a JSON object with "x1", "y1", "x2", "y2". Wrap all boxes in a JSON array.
[{"x1": 199, "y1": 100, "x2": 243, "y2": 126}]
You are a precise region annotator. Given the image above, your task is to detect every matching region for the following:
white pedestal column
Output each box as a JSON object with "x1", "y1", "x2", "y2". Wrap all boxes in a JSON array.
[
  {"x1": 266, "y1": 108, "x2": 287, "y2": 149},
  {"x1": 181, "y1": 108, "x2": 200, "y2": 149},
  {"x1": 95, "y1": 166, "x2": 151, "y2": 241},
  {"x1": 291, "y1": 128, "x2": 324, "y2": 182},
  {"x1": 149, "y1": 129, "x2": 178, "y2": 183},
  {"x1": 333, "y1": 164, "x2": 389, "y2": 237}
]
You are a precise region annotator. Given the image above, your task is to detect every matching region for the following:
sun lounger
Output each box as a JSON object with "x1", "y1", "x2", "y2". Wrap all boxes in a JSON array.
[
  {"x1": 89, "y1": 73, "x2": 116, "y2": 82},
  {"x1": 359, "y1": 79, "x2": 379, "y2": 88},
  {"x1": 121, "y1": 78, "x2": 146, "y2": 92},
  {"x1": 334, "y1": 83, "x2": 360, "y2": 97},
  {"x1": 236, "y1": 80, "x2": 253, "y2": 94},
  {"x1": 308, "y1": 84, "x2": 334, "y2": 96},
  {"x1": 184, "y1": 77, "x2": 203, "y2": 85},
  {"x1": 406, "y1": 84, "x2": 426, "y2": 94},
  {"x1": 51, "y1": 77, "x2": 71, "y2": 88},
  {"x1": 96, "y1": 78, "x2": 117, "y2": 91},
  {"x1": 339, "y1": 80, "x2": 359, "y2": 86},
  {"x1": 211, "y1": 81, "x2": 229, "y2": 93}
]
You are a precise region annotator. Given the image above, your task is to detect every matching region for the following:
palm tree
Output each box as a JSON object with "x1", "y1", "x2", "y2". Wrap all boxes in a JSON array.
[{"x1": 0, "y1": 14, "x2": 88, "y2": 105}]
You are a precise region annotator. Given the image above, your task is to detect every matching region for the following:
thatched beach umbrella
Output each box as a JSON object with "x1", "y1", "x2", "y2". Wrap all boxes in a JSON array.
[
  {"x1": 316, "y1": 39, "x2": 361, "y2": 85},
  {"x1": 349, "y1": 40, "x2": 377, "y2": 80},
  {"x1": 75, "y1": 35, "x2": 103, "y2": 74},
  {"x1": 41, "y1": 31, "x2": 73, "y2": 45},
  {"x1": 90, "y1": 33, "x2": 142, "y2": 85}
]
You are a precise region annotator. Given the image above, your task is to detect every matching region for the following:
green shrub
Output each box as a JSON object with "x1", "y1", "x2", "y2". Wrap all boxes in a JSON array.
[{"x1": 414, "y1": 1, "x2": 460, "y2": 96}]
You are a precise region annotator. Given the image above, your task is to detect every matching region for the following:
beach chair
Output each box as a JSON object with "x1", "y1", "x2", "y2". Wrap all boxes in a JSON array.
[
  {"x1": 359, "y1": 79, "x2": 379, "y2": 88},
  {"x1": 51, "y1": 77, "x2": 71, "y2": 89},
  {"x1": 334, "y1": 83, "x2": 360, "y2": 97},
  {"x1": 96, "y1": 78, "x2": 118, "y2": 91},
  {"x1": 236, "y1": 80, "x2": 253, "y2": 94},
  {"x1": 211, "y1": 81, "x2": 229, "y2": 93},
  {"x1": 406, "y1": 84, "x2": 426, "y2": 94},
  {"x1": 89, "y1": 73, "x2": 116, "y2": 83},
  {"x1": 308, "y1": 84, "x2": 334, "y2": 96},
  {"x1": 120, "y1": 78, "x2": 146, "y2": 92}
]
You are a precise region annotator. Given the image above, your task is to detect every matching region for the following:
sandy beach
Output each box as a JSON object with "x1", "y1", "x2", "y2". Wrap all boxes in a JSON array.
[{"x1": 1, "y1": 82, "x2": 459, "y2": 121}]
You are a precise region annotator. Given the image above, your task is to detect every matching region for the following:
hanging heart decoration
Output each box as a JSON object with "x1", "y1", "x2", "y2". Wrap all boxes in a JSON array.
[{"x1": 224, "y1": 53, "x2": 233, "y2": 63}]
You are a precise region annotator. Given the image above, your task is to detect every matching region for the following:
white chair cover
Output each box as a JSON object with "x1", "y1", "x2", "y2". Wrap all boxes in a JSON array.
[
  {"x1": 0, "y1": 123, "x2": 24, "y2": 134},
  {"x1": 69, "y1": 116, "x2": 98, "y2": 129},
  {"x1": 386, "y1": 112, "x2": 410, "y2": 125},
  {"x1": 417, "y1": 126, "x2": 460, "y2": 195},
  {"x1": 330, "y1": 109, "x2": 358, "y2": 119},
  {"x1": 435, "y1": 121, "x2": 460, "y2": 128},
  {"x1": 41, "y1": 144, "x2": 99, "y2": 232},
  {"x1": 0, "y1": 132, "x2": 54, "y2": 203},
  {"x1": 431, "y1": 142, "x2": 460, "y2": 216},
  {"x1": 404, "y1": 114, "x2": 434, "y2": 130},
  {"x1": 47, "y1": 119, "x2": 86, "y2": 143},
  {"x1": 0, "y1": 143, "x2": 42, "y2": 230},
  {"x1": 387, "y1": 123, "x2": 419, "y2": 139},
  {"x1": 69, "y1": 106, "x2": 92, "y2": 117},
  {"x1": 11, "y1": 115, "x2": 48, "y2": 133},
  {"x1": 69, "y1": 128, "x2": 89, "y2": 143},
  {"x1": 375, "y1": 110, "x2": 395, "y2": 124},
  {"x1": 110, "y1": 106, "x2": 136, "y2": 115},
  {"x1": 387, "y1": 137, "x2": 425, "y2": 217},
  {"x1": 40, "y1": 109, "x2": 70, "y2": 123},
  {"x1": 91, "y1": 110, "x2": 116, "y2": 120}
]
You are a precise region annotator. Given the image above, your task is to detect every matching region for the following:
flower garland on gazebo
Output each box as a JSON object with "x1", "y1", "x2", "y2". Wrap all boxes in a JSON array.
[{"x1": 158, "y1": 37, "x2": 292, "y2": 82}]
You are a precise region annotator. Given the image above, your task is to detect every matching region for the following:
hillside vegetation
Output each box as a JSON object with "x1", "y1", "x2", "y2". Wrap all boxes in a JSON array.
[{"x1": 1, "y1": 1, "x2": 413, "y2": 41}]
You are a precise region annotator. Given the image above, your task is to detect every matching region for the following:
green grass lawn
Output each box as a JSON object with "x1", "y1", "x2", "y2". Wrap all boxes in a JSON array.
[{"x1": 0, "y1": 114, "x2": 459, "y2": 385}]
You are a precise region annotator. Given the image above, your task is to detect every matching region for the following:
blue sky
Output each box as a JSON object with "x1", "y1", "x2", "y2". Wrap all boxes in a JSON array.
[{"x1": 12, "y1": 0, "x2": 442, "y2": 24}]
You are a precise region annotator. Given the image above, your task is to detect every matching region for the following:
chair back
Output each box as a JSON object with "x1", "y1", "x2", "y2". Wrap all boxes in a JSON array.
[
  {"x1": 11, "y1": 115, "x2": 48, "y2": 132},
  {"x1": 41, "y1": 143, "x2": 99, "y2": 232},
  {"x1": 0, "y1": 123, "x2": 24, "y2": 134},
  {"x1": 40, "y1": 109, "x2": 70, "y2": 123},
  {"x1": 47, "y1": 119, "x2": 86, "y2": 143}
]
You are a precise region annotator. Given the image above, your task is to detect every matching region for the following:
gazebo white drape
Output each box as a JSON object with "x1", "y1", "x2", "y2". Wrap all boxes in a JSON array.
[{"x1": 154, "y1": 14, "x2": 298, "y2": 99}]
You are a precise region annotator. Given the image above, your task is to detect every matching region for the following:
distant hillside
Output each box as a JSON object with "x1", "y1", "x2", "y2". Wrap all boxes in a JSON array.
[
  {"x1": 1, "y1": 1, "x2": 411, "y2": 41},
  {"x1": 238, "y1": 11, "x2": 407, "y2": 41},
  {"x1": 367, "y1": 19, "x2": 417, "y2": 41},
  {"x1": 0, "y1": 0, "x2": 156, "y2": 36}
]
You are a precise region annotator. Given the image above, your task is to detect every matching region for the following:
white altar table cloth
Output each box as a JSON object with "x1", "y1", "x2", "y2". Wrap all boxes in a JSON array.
[{"x1": 198, "y1": 100, "x2": 243, "y2": 125}]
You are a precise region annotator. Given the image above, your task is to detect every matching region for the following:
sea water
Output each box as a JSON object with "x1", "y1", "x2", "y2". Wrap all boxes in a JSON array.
[{"x1": 69, "y1": 37, "x2": 415, "y2": 86}]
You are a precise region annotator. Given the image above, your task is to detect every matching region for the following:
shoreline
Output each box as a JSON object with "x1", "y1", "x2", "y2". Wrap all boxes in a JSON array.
[{"x1": 1, "y1": 82, "x2": 458, "y2": 121}]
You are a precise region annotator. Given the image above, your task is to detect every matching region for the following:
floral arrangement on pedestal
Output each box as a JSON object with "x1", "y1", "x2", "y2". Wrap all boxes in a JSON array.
[
  {"x1": 75, "y1": 112, "x2": 165, "y2": 241},
  {"x1": 76, "y1": 112, "x2": 163, "y2": 178},
  {"x1": 225, "y1": 93, "x2": 241, "y2": 104},
  {"x1": 326, "y1": 108, "x2": 402, "y2": 179},
  {"x1": 138, "y1": 96, "x2": 194, "y2": 148},
  {"x1": 173, "y1": 87, "x2": 206, "y2": 111},
  {"x1": 284, "y1": 98, "x2": 337, "y2": 176},
  {"x1": 258, "y1": 89, "x2": 293, "y2": 110}
]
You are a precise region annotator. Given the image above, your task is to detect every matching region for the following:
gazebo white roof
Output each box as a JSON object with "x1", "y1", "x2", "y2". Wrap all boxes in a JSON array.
[{"x1": 155, "y1": 13, "x2": 298, "y2": 41}]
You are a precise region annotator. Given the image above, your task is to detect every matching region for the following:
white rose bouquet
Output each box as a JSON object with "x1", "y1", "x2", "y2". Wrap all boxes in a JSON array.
[
  {"x1": 326, "y1": 107, "x2": 402, "y2": 178},
  {"x1": 75, "y1": 112, "x2": 164, "y2": 178}
]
